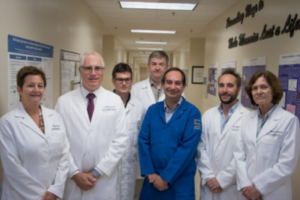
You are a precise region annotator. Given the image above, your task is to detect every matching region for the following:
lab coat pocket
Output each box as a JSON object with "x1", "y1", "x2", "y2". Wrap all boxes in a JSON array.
[
  {"x1": 101, "y1": 115, "x2": 115, "y2": 135},
  {"x1": 257, "y1": 134, "x2": 281, "y2": 160},
  {"x1": 49, "y1": 133, "x2": 65, "y2": 157}
]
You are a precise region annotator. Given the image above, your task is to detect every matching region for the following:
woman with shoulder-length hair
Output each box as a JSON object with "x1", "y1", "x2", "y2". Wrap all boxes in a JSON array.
[
  {"x1": 0, "y1": 66, "x2": 69, "y2": 200},
  {"x1": 234, "y1": 70, "x2": 300, "y2": 200}
]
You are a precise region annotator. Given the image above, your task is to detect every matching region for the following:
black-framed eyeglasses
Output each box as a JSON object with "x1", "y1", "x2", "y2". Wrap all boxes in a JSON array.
[
  {"x1": 115, "y1": 78, "x2": 132, "y2": 84},
  {"x1": 81, "y1": 66, "x2": 104, "y2": 73}
]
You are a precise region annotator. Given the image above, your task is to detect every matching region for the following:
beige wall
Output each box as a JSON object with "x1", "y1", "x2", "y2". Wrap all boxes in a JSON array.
[
  {"x1": 172, "y1": 38, "x2": 205, "y2": 200},
  {"x1": 0, "y1": 0, "x2": 105, "y2": 116},
  {"x1": 102, "y1": 35, "x2": 128, "y2": 91},
  {"x1": 201, "y1": 0, "x2": 300, "y2": 199}
]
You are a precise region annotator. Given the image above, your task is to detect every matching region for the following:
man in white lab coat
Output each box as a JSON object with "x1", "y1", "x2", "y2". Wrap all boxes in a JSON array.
[
  {"x1": 197, "y1": 68, "x2": 249, "y2": 200},
  {"x1": 111, "y1": 63, "x2": 145, "y2": 200},
  {"x1": 55, "y1": 52, "x2": 128, "y2": 200},
  {"x1": 131, "y1": 51, "x2": 169, "y2": 110}
]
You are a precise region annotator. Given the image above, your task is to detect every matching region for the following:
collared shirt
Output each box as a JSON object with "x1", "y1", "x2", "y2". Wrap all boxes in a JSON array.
[
  {"x1": 256, "y1": 104, "x2": 278, "y2": 137},
  {"x1": 80, "y1": 86, "x2": 101, "y2": 106},
  {"x1": 218, "y1": 100, "x2": 240, "y2": 133},
  {"x1": 80, "y1": 86, "x2": 103, "y2": 176},
  {"x1": 164, "y1": 97, "x2": 183, "y2": 123},
  {"x1": 113, "y1": 90, "x2": 131, "y2": 108},
  {"x1": 149, "y1": 78, "x2": 162, "y2": 102}
]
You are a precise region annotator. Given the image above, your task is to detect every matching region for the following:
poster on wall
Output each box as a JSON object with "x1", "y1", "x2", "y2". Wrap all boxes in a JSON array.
[
  {"x1": 222, "y1": 60, "x2": 236, "y2": 73},
  {"x1": 241, "y1": 57, "x2": 266, "y2": 110},
  {"x1": 8, "y1": 35, "x2": 54, "y2": 111},
  {"x1": 60, "y1": 50, "x2": 81, "y2": 95},
  {"x1": 207, "y1": 62, "x2": 218, "y2": 96},
  {"x1": 278, "y1": 53, "x2": 300, "y2": 120}
]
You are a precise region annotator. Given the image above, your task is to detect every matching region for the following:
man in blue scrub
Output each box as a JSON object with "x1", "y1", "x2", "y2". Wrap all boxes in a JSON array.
[{"x1": 138, "y1": 67, "x2": 202, "y2": 200}]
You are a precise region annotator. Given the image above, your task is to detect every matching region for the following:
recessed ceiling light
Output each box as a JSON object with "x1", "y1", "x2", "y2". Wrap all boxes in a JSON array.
[
  {"x1": 119, "y1": 1, "x2": 197, "y2": 11},
  {"x1": 138, "y1": 48, "x2": 163, "y2": 50},
  {"x1": 131, "y1": 29, "x2": 176, "y2": 34},
  {"x1": 135, "y1": 41, "x2": 168, "y2": 45}
]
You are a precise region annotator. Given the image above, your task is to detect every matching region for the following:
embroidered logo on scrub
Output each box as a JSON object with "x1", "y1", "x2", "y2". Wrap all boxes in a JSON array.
[{"x1": 194, "y1": 119, "x2": 201, "y2": 130}]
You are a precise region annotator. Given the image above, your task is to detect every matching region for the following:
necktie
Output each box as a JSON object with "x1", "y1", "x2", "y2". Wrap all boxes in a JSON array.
[{"x1": 87, "y1": 93, "x2": 96, "y2": 121}]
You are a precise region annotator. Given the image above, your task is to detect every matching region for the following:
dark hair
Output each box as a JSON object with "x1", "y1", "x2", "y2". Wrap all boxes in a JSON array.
[
  {"x1": 148, "y1": 51, "x2": 169, "y2": 65},
  {"x1": 112, "y1": 63, "x2": 132, "y2": 79},
  {"x1": 218, "y1": 68, "x2": 241, "y2": 87},
  {"x1": 17, "y1": 66, "x2": 47, "y2": 88},
  {"x1": 162, "y1": 67, "x2": 186, "y2": 86},
  {"x1": 245, "y1": 70, "x2": 283, "y2": 106}
]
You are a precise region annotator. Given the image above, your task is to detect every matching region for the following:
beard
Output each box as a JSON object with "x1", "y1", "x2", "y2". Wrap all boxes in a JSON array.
[{"x1": 218, "y1": 90, "x2": 238, "y2": 104}]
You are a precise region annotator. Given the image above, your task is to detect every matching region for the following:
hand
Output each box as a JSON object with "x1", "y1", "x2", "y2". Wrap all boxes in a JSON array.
[
  {"x1": 72, "y1": 172, "x2": 97, "y2": 191},
  {"x1": 206, "y1": 177, "x2": 223, "y2": 193},
  {"x1": 148, "y1": 174, "x2": 159, "y2": 184},
  {"x1": 147, "y1": 174, "x2": 168, "y2": 191},
  {"x1": 41, "y1": 191, "x2": 57, "y2": 200},
  {"x1": 243, "y1": 185, "x2": 261, "y2": 200},
  {"x1": 153, "y1": 176, "x2": 168, "y2": 191}
]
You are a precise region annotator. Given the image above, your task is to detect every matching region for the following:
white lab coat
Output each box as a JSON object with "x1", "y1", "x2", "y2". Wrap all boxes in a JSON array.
[
  {"x1": 197, "y1": 103, "x2": 249, "y2": 200},
  {"x1": 0, "y1": 103, "x2": 69, "y2": 200},
  {"x1": 131, "y1": 77, "x2": 165, "y2": 111},
  {"x1": 234, "y1": 105, "x2": 300, "y2": 200},
  {"x1": 119, "y1": 96, "x2": 145, "y2": 200},
  {"x1": 55, "y1": 86, "x2": 128, "y2": 200}
]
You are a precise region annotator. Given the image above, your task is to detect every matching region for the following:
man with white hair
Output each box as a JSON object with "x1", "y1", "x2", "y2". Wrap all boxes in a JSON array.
[{"x1": 56, "y1": 52, "x2": 128, "y2": 200}]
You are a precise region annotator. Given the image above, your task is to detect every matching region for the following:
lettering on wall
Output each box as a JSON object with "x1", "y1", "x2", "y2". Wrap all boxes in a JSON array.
[
  {"x1": 228, "y1": 14, "x2": 300, "y2": 49},
  {"x1": 226, "y1": 0, "x2": 264, "y2": 28}
]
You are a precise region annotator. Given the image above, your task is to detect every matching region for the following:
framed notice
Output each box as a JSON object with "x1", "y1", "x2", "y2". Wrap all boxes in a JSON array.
[{"x1": 192, "y1": 66, "x2": 204, "y2": 84}]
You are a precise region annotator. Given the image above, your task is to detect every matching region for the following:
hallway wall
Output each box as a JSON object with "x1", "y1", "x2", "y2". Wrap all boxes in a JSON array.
[
  {"x1": 0, "y1": 0, "x2": 108, "y2": 192},
  {"x1": 200, "y1": 0, "x2": 300, "y2": 199}
]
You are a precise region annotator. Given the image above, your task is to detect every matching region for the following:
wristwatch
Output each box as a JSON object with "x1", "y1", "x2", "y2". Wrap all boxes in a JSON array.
[{"x1": 92, "y1": 169, "x2": 100, "y2": 178}]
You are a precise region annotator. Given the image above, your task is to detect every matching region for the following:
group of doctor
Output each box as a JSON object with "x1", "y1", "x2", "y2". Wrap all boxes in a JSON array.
[
  {"x1": 0, "y1": 49, "x2": 299, "y2": 200},
  {"x1": 197, "y1": 68, "x2": 299, "y2": 200}
]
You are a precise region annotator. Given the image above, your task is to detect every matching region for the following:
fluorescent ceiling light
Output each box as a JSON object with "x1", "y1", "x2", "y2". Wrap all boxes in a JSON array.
[
  {"x1": 120, "y1": 1, "x2": 197, "y2": 11},
  {"x1": 135, "y1": 41, "x2": 167, "y2": 45},
  {"x1": 131, "y1": 29, "x2": 176, "y2": 34},
  {"x1": 138, "y1": 48, "x2": 163, "y2": 50}
]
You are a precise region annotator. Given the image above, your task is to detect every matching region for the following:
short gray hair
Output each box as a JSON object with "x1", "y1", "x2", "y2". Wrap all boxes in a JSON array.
[
  {"x1": 148, "y1": 51, "x2": 169, "y2": 65},
  {"x1": 80, "y1": 51, "x2": 105, "y2": 67}
]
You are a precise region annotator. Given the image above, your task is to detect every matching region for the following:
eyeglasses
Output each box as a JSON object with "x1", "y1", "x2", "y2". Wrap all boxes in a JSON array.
[
  {"x1": 115, "y1": 78, "x2": 132, "y2": 84},
  {"x1": 81, "y1": 66, "x2": 105, "y2": 73}
]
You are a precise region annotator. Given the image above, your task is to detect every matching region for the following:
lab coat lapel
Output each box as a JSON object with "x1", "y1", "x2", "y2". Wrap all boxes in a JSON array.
[
  {"x1": 248, "y1": 111, "x2": 258, "y2": 146},
  {"x1": 144, "y1": 78, "x2": 156, "y2": 104},
  {"x1": 257, "y1": 106, "x2": 281, "y2": 142},
  {"x1": 41, "y1": 106, "x2": 54, "y2": 135},
  {"x1": 15, "y1": 103, "x2": 46, "y2": 140},
  {"x1": 72, "y1": 87, "x2": 90, "y2": 125},
  {"x1": 219, "y1": 104, "x2": 244, "y2": 141},
  {"x1": 126, "y1": 99, "x2": 134, "y2": 116},
  {"x1": 90, "y1": 87, "x2": 106, "y2": 127}
]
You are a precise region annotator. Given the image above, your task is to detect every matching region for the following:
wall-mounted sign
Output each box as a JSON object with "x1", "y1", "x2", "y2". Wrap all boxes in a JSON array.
[
  {"x1": 228, "y1": 14, "x2": 300, "y2": 49},
  {"x1": 226, "y1": 0, "x2": 264, "y2": 28}
]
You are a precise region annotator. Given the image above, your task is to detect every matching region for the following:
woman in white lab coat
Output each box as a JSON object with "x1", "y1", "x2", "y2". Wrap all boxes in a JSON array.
[
  {"x1": 234, "y1": 71, "x2": 300, "y2": 200},
  {"x1": 0, "y1": 66, "x2": 69, "y2": 200}
]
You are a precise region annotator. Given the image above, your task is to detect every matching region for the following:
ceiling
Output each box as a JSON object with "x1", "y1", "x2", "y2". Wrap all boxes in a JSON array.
[{"x1": 85, "y1": 0, "x2": 239, "y2": 55}]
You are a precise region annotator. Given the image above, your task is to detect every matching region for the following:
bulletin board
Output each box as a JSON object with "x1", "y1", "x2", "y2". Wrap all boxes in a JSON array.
[{"x1": 60, "y1": 50, "x2": 81, "y2": 95}]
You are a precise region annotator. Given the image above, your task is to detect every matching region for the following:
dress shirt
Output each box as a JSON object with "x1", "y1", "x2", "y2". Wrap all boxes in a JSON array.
[
  {"x1": 149, "y1": 78, "x2": 162, "y2": 102},
  {"x1": 218, "y1": 100, "x2": 240, "y2": 133},
  {"x1": 256, "y1": 104, "x2": 278, "y2": 137},
  {"x1": 164, "y1": 97, "x2": 183, "y2": 123}
]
